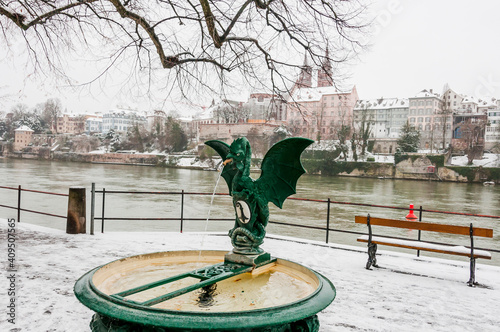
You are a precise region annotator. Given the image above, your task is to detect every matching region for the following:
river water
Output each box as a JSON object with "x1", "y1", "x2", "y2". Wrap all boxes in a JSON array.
[{"x1": 1, "y1": 158, "x2": 499, "y2": 265}]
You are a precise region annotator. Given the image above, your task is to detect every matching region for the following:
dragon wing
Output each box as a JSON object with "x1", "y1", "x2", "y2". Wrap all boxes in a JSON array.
[
  {"x1": 255, "y1": 137, "x2": 314, "y2": 208},
  {"x1": 204, "y1": 140, "x2": 237, "y2": 193}
]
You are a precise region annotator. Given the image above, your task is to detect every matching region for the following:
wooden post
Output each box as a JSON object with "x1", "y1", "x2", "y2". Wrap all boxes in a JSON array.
[{"x1": 66, "y1": 187, "x2": 86, "y2": 234}]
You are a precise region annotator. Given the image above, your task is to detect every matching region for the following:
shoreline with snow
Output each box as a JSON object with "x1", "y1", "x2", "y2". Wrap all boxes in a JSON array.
[
  {"x1": 1, "y1": 220, "x2": 500, "y2": 331},
  {"x1": 4, "y1": 150, "x2": 500, "y2": 184}
]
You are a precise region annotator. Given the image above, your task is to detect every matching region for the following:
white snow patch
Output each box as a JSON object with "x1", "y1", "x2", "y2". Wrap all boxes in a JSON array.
[
  {"x1": 450, "y1": 153, "x2": 499, "y2": 167},
  {"x1": 1, "y1": 220, "x2": 499, "y2": 331}
]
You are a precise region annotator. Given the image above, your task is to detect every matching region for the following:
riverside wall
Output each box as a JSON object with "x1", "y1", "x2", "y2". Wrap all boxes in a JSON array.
[
  {"x1": 4, "y1": 149, "x2": 499, "y2": 183},
  {"x1": 333, "y1": 156, "x2": 499, "y2": 183},
  {"x1": 5, "y1": 149, "x2": 161, "y2": 166}
]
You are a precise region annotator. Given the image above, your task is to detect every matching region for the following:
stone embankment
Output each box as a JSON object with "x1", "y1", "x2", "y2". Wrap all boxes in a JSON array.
[
  {"x1": 5, "y1": 149, "x2": 214, "y2": 170},
  {"x1": 4, "y1": 149, "x2": 499, "y2": 183},
  {"x1": 333, "y1": 156, "x2": 499, "y2": 183}
]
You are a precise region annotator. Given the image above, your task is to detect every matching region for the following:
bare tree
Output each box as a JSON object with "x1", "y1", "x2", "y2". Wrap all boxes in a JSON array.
[
  {"x1": 0, "y1": 1, "x2": 366, "y2": 99},
  {"x1": 315, "y1": 103, "x2": 326, "y2": 142},
  {"x1": 10, "y1": 103, "x2": 29, "y2": 115},
  {"x1": 354, "y1": 106, "x2": 373, "y2": 157},
  {"x1": 439, "y1": 98, "x2": 452, "y2": 151},
  {"x1": 72, "y1": 135, "x2": 100, "y2": 153},
  {"x1": 458, "y1": 118, "x2": 488, "y2": 165},
  {"x1": 40, "y1": 99, "x2": 63, "y2": 133},
  {"x1": 214, "y1": 100, "x2": 247, "y2": 123}
]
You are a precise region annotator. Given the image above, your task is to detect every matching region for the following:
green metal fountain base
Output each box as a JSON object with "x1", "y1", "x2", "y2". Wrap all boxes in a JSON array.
[
  {"x1": 74, "y1": 250, "x2": 336, "y2": 332},
  {"x1": 89, "y1": 312, "x2": 320, "y2": 332}
]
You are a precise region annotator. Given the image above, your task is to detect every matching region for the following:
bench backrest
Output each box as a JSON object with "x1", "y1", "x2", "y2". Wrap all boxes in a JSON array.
[{"x1": 355, "y1": 216, "x2": 493, "y2": 238}]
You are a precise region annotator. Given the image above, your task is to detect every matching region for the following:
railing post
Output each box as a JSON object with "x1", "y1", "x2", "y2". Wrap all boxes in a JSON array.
[
  {"x1": 90, "y1": 182, "x2": 95, "y2": 235},
  {"x1": 180, "y1": 190, "x2": 184, "y2": 233},
  {"x1": 17, "y1": 185, "x2": 21, "y2": 223},
  {"x1": 66, "y1": 187, "x2": 86, "y2": 234},
  {"x1": 326, "y1": 198, "x2": 331, "y2": 244},
  {"x1": 101, "y1": 188, "x2": 106, "y2": 233},
  {"x1": 417, "y1": 205, "x2": 423, "y2": 257}
]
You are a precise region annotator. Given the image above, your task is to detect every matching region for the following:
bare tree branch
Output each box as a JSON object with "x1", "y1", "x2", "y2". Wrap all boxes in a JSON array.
[{"x1": 0, "y1": 0, "x2": 367, "y2": 101}]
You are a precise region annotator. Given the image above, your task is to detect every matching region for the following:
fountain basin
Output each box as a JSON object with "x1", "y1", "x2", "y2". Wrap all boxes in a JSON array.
[{"x1": 74, "y1": 250, "x2": 336, "y2": 331}]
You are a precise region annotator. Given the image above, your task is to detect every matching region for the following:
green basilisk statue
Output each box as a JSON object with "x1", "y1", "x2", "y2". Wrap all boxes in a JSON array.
[{"x1": 205, "y1": 137, "x2": 313, "y2": 256}]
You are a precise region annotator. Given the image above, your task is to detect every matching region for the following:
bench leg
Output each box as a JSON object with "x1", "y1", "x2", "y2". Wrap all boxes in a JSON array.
[
  {"x1": 366, "y1": 242, "x2": 378, "y2": 269},
  {"x1": 467, "y1": 257, "x2": 477, "y2": 287}
]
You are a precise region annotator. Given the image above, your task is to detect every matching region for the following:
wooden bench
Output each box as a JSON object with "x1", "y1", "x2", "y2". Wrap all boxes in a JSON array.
[{"x1": 355, "y1": 214, "x2": 494, "y2": 286}]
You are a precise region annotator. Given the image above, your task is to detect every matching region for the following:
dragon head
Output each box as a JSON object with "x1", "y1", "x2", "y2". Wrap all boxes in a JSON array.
[{"x1": 224, "y1": 137, "x2": 251, "y2": 172}]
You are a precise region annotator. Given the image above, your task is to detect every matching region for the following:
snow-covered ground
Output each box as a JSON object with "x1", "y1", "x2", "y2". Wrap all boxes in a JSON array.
[
  {"x1": 450, "y1": 153, "x2": 499, "y2": 167},
  {"x1": 1, "y1": 221, "x2": 499, "y2": 332}
]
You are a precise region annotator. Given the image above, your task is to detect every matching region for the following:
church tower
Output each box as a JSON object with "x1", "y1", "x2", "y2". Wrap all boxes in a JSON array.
[
  {"x1": 317, "y1": 47, "x2": 333, "y2": 87},
  {"x1": 294, "y1": 54, "x2": 312, "y2": 89}
]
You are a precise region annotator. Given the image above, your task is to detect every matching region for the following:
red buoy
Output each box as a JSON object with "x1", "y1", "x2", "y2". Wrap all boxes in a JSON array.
[{"x1": 406, "y1": 204, "x2": 418, "y2": 220}]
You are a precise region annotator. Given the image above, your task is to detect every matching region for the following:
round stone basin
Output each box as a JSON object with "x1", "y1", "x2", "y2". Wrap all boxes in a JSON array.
[{"x1": 74, "y1": 250, "x2": 336, "y2": 331}]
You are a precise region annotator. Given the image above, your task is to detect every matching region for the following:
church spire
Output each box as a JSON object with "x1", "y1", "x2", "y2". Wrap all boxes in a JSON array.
[
  {"x1": 317, "y1": 47, "x2": 333, "y2": 87},
  {"x1": 294, "y1": 53, "x2": 312, "y2": 89}
]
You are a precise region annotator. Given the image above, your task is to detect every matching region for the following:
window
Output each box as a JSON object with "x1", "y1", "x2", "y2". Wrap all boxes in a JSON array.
[
  {"x1": 425, "y1": 117, "x2": 431, "y2": 122},
  {"x1": 418, "y1": 118, "x2": 423, "y2": 123},
  {"x1": 425, "y1": 124, "x2": 431, "y2": 131}
]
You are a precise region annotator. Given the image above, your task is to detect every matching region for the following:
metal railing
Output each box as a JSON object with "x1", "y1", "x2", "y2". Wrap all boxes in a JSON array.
[
  {"x1": 1, "y1": 183, "x2": 498, "y2": 257},
  {"x1": 91, "y1": 185, "x2": 234, "y2": 234},
  {"x1": 0, "y1": 185, "x2": 68, "y2": 222},
  {"x1": 90, "y1": 183, "x2": 500, "y2": 255}
]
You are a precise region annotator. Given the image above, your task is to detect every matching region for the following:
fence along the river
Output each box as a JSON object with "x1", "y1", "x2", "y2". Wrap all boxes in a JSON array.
[{"x1": 1, "y1": 183, "x2": 499, "y2": 264}]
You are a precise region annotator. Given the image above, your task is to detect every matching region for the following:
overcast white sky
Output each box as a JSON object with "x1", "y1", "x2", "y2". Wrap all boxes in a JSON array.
[
  {"x1": 353, "y1": 0, "x2": 500, "y2": 101},
  {"x1": 1, "y1": 0, "x2": 500, "y2": 114}
]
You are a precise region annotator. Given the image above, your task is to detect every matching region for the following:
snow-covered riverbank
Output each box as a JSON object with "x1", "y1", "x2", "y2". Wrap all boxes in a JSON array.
[{"x1": 1, "y1": 221, "x2": 499, "y2": 331}]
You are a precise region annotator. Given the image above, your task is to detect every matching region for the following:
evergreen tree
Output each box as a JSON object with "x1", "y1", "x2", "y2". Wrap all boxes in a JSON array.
[
  {"x1": 0, "y1": 119, "x2": 7, "y2": 139},
  {"x1": 165, "y1": 117, "x2": 187, "y2": 152},
  {"x1": 105, "y1": 129, "x2": 122, "y2": 152},
  {"x1": 13, "y1": 112, "x2": 45, "y2": 133},
  {"x1": 397, "y1": 122, "x2": 420, "y2": 152}
]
